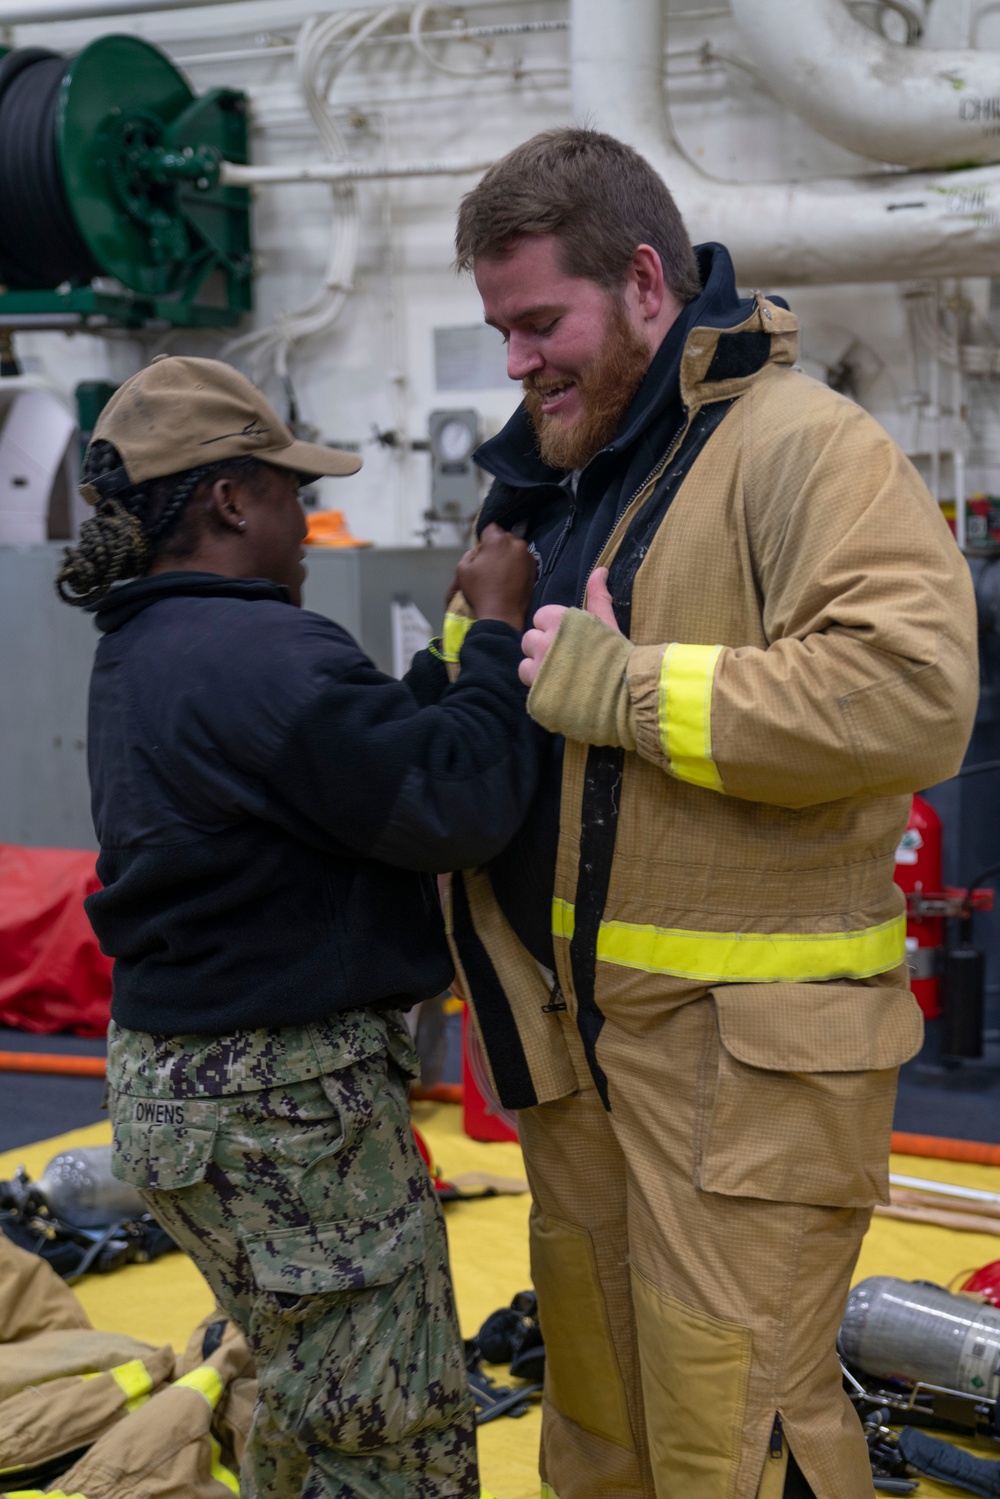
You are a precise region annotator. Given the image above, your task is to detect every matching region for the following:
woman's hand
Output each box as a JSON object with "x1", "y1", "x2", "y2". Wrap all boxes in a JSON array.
[{"x1": 454, "y1": 524, "x2": 538, "y2": 630}]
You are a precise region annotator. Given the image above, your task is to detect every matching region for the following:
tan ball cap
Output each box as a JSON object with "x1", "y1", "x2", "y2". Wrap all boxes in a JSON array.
[{"x1": 82, "y1": 354, "x2": 361, "y2": 501}]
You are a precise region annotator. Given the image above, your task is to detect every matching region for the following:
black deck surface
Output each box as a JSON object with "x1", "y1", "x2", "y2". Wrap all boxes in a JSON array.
[{"x1": 0, "y1": 1027, "x2": 107, "y2": 1158}]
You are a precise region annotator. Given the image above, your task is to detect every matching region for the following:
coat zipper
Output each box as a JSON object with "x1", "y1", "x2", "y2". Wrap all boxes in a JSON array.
[
  {"x1": 579, "y1": 414, "x2": 689, "y2": 607},
  {"x1": 542, "y1": 500, "x2": 577, "y2": 579},
  {"x1": 769, "y1": 1412, "x2": 783, "y2": 1459}
]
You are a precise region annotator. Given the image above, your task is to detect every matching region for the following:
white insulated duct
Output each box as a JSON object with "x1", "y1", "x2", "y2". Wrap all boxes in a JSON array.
[
  {"x1": 571, "y1": 0, "x2": 1000, "y2": 286},
  {"x1": 729, "y1": 0, "x2": 1000, "y2": 171}
]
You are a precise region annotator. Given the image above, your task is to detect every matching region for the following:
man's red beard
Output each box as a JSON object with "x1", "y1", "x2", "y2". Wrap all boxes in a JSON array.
[{"x1": 523, "y1": 301, "x2": 652, "y2": 471}]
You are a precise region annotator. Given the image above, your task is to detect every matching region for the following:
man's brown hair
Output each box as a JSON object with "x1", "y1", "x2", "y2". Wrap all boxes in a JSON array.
[{"x1": 455, "y1": 127, "x2": 702, "y2": 303}]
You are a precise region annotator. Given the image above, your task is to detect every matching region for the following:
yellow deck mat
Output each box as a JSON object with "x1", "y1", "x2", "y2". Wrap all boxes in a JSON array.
[{"x1": 3, "y1": 1109, "x2": 1000, "y2": 1498}]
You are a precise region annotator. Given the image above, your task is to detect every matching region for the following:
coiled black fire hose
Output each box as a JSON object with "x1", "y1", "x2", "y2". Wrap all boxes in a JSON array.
[{"x1": 0, "y1": 48, "x2": 100, "y2": 290}]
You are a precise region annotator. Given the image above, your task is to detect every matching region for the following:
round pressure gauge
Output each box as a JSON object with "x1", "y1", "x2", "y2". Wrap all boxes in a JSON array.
[{"x1": 437, "y1": 418, "x2": 475, "y2": 462}]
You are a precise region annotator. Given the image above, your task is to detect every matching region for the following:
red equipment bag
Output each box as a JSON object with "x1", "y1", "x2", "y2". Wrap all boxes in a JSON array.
[{"x1": 0, "y1": 844, "x2": 111, "y2": 1036}]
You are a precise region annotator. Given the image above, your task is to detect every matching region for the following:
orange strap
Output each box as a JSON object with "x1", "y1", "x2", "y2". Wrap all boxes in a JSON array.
[
  {"x1": 892, "y1": 1131, "x2": 1000, "y2": 1168},
  {"x1": 0, "y1": 1051, "x2": 106, "y2": 1077}
]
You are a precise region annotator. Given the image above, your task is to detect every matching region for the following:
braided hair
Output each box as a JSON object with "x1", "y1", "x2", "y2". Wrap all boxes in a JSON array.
[{"x1": 56, "y1": 442, "x2": 265, "y2": 608}]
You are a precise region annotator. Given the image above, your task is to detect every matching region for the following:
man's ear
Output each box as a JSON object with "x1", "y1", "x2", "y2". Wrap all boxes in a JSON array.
[{"x1": 631, "y1": 244, "x2": 667, "y2": 322}]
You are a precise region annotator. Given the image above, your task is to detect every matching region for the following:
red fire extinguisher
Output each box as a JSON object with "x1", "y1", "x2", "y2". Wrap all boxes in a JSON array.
[{"x1": 894, "y1": 795, "x2": 943, "y2": 1020}]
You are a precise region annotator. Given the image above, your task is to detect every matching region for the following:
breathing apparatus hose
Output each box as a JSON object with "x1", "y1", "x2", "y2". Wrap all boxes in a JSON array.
[{"x1": 0, "y1": 49, "x2": 101, "y2": 290}]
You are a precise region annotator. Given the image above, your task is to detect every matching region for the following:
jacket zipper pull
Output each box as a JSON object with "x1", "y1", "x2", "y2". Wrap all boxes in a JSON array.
[
  {"x1": 542, "y1": 503, "x2": 576, "y2": 578},
  {"x1": 769, "y1": 1412, "x2": 783, "y2": 1460},
  {"x1": 541, "y1": 981, "x2": 567, "y2": 1014}
]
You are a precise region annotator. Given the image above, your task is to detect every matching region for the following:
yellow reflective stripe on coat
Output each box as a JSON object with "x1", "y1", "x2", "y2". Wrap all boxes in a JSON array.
[
  {"x1": 175, "y1": 1364, "x2": 224, "y2": 1410},
  {"x1": 109, "y1": 1356, "x2": 154, "y2": 1412},
  {"x1": 211, "y1": 1435, "x2": 239, "y2": 1494},
  {"x1": 552, "y1": 897, "x2": 575, "y2": 942},
  {"x1": 658, "y1": 642, "x2": 725, "y2": 793},
  {"x1": 442, "y1": 612, "x2": 474, "y2": 663},
  {"x1": 551, "y1": 902, "x2": 905, "y2": 982}
]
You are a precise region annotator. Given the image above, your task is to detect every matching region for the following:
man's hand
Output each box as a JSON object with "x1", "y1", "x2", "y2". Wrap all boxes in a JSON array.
[
  {"x1": 519, "y1": 567, "x2": 621, "y2": 686},
  {"x1": 454, "y1": 523, "x2": 538, "y2": 630},
  {"x1": 519, "y1": 604, "x2": 567, "y2": 686}
]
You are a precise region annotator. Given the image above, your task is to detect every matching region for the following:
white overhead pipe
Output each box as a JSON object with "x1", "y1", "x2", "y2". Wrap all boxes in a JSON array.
[
  {"x1": 221, "y1": 157, "x2": 495, "y2": 186},
  {"x1": 0, "y1": 0, "x2": 243, "y2": 22},
  {"x1": 729, "y1": 0, "x2": 1000, "y2": 171},
  {"x1": 571, "y1": 0, "x2": 1000, "y2": 286}
]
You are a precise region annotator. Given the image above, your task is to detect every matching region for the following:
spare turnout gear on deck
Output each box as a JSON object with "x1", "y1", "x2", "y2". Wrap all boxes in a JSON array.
[
  {"x1": 445, "y1": 243, "x2": 979, "y2": 1499},
  {"x1": 0, "y1": 1236, "x2": 252, "y2": 1498}
]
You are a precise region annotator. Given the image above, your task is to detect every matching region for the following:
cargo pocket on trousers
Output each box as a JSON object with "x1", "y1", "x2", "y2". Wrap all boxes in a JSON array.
[
  {"x1": 244, "y1": 1197, "x2": 426, "y2": 1303},
  {"x1": 529, "y1": 1208, "x2": 634, "y2": 1450},
  {"x1": 696, "y1": 982, "x2": 923, "y2": 1207},
  {"x1": 109, "y1": 1095, "x2": 218, "y2": 1192}
]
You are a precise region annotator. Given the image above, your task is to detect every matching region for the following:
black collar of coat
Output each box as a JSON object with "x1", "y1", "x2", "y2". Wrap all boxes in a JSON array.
[{"x1": 89, "y1": 572, "x2": 292, "y2": 633}]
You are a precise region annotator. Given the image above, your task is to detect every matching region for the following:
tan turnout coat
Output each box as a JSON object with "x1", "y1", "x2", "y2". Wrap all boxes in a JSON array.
[{"x1": 447, "y1": 294, "x2": 978, "y2": 1119}]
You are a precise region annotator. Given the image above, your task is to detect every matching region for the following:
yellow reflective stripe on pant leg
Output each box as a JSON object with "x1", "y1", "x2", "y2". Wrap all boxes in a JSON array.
[
  {"x1": 442, "y1": 612, "x2": 474, "y2": 663},
  {"x1": 553, "y1": 901, "x2": 906, "y2": 982},
  {"x1": 175, "y1": 1364, "x2": 224, "y2": 1410},
  {"x1": 109, "y1": 1356, "x2": 154, "y2": 1412},
  {"x1": 658, "y1": 642, "x2": 725, "y2": 793},
  {"x1": 211, "y1": 1435, "x2": 239, "y2": 1494},
  {"x1": 5, "y1": 1491, "x2": 89, "y2": 1498}
]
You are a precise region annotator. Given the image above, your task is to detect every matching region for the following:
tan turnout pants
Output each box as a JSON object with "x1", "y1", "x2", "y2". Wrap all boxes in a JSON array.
[{"x1": 517, "y1": 976, "x2": 895, "y2": 1499}]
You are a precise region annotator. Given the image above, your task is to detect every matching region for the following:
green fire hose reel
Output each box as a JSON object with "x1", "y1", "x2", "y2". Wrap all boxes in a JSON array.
[{"x1": 0, "y1": 34, "x2": 252, "y2": 330}]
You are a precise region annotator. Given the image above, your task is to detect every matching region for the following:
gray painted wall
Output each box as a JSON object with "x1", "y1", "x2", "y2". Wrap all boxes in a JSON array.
[{"x1": 0, "y1": 544, "x2": 462, "y2": 851}]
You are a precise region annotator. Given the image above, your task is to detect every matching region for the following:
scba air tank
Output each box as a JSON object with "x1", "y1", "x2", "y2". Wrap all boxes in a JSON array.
[{"x1": 840, "y1": 1277, "x2": 1000, "y2": 1398}]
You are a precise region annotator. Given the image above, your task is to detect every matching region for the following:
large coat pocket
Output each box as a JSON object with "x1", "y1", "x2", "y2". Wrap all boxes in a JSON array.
[{"x1": 695, "y1": 981, "x2": 922, "y2": 1208}]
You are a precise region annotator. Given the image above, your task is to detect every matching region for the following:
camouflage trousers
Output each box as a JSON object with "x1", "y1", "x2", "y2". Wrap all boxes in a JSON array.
[{"x1": 106, "y1": 1009, "x2": 478, "y2": 1499}]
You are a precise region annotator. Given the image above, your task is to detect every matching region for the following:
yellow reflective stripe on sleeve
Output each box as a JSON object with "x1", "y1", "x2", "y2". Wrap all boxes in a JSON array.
[
  {"x1": 658, "y1": 642, "x2": 725, "y2": 793},
  {"x1": 211, "y1": 1435, "x2": 240, "y2": 1494},
  {"x1": 551, "y1": 905, "x2": 905, "y2": 982},
  {"x1": 109, "y1": 1357, "x2": 154, "y2": 1412},
  {"x1": 175, "y1": 1364, "x2": 224, "y2": 1410},
  {"x1": 442, "y1": 611, "x2": 474, "y2": 663}
]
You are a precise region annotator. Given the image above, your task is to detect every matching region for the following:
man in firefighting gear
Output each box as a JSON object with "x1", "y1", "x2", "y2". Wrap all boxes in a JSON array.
[{"x1": 445, "y1": 128, "x2": 979, "y2": 1499}]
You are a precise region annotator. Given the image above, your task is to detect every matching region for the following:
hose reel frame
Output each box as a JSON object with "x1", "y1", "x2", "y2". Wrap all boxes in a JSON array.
[{"x1": 0, "y1": 34, "x2": 252, "y2": 331}]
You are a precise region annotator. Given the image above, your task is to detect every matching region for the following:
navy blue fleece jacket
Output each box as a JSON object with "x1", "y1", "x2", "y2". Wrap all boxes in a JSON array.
[{"x1": 85, "y1": 572, "x2": 536, "y2": 1034}]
